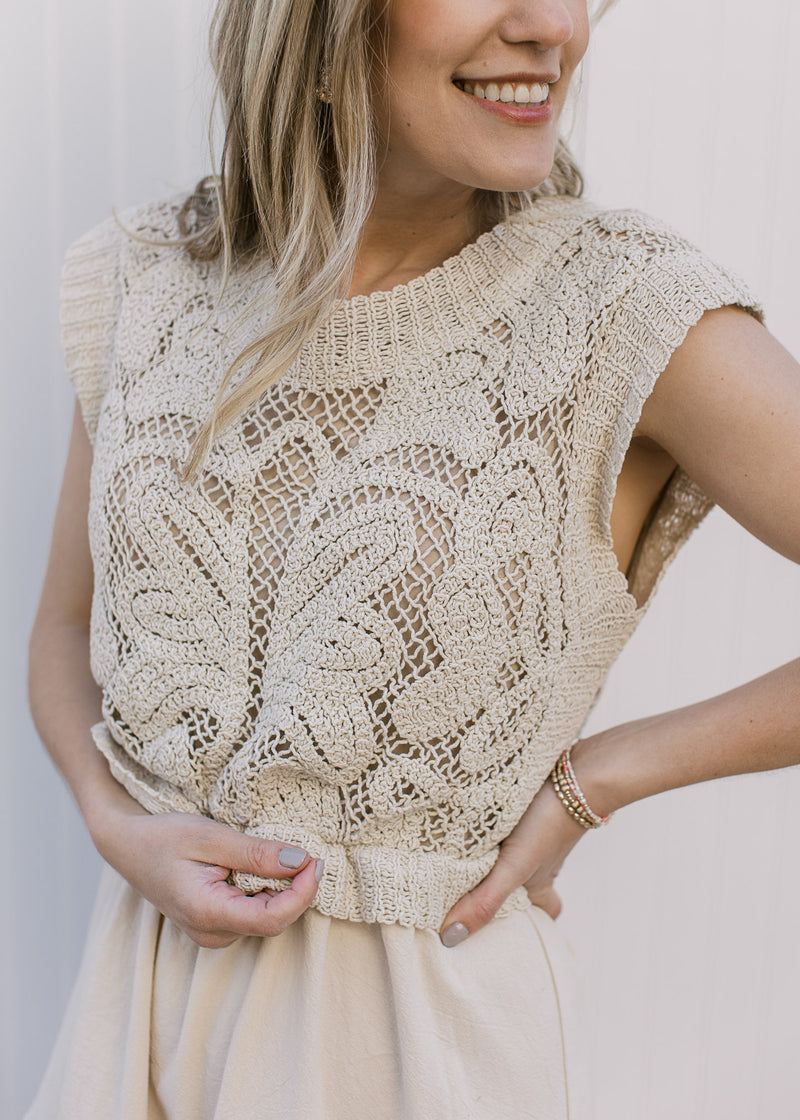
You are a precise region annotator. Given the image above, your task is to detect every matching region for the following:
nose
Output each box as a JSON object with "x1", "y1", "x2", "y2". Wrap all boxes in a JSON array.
[{"x1": 500, "y1": 0, "x2": 576, "y2": 50}]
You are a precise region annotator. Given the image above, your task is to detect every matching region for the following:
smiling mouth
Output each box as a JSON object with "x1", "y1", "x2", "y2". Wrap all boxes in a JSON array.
[{"x1": 453, "y1": 79, "x2": 550, "y2": 106}]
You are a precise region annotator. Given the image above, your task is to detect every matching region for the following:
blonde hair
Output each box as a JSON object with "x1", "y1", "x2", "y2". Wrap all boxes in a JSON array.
[
  {"x1": 592, "y1": 0, "x2": 619, "y2": 18},
  {"x1": 179, "y1": 0, "x2": 591, "y2": 482}
]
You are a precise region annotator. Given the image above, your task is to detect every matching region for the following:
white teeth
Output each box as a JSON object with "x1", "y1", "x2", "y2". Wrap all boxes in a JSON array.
[{"x1": 456, "y1": 79, "x2": 549, "y2": 106}]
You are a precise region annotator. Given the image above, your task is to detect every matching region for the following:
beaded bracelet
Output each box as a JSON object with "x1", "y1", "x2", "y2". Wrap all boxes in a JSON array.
[{"x1": 549, "y1": 744, "x2": 611, "y2": 830}]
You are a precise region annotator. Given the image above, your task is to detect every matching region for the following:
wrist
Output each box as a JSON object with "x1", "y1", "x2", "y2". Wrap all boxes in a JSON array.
[
  {"x1": 538, "y1": 772, "x2": 595, "y2": 843},
  {"x1": 550, "y1": 744, "x2": 612, "y2": 829},
  {"x1": 79, "y1": 770, "x2": 148, "y2": 854},
  {"x1": 569, "y1": 721, "x2": 650, "y2": 817}
]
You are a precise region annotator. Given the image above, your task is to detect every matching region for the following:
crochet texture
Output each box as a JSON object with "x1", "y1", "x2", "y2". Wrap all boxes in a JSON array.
[{"x1": 61, "y1": 195, "x2": 760, "y2": 927}]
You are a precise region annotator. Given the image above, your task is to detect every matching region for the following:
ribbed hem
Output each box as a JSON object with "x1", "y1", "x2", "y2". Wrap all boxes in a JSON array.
[{"x1": 92, "y1": 722, "x2": 530, "y2": 930}]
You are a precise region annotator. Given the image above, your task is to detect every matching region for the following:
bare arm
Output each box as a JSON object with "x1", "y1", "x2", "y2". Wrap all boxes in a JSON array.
[
  {"x1": 28, "y1": 404, "x2": 134, "y2": 827},
  {"x1": 440, "y1": 308, "x2": 800, "y2": 944},
  {"x1": 576, "y1": 308, "x2": 800, "y2": 811},
  {"x1": 29, "y1": 404, "x2": 323, "y2": 947}
]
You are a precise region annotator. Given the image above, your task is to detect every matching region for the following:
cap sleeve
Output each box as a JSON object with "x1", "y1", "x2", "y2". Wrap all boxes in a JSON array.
[
  {"x1": 585, "y1": 211, "x2": 764, "y2": 607},
  {"x1": 597, "y1": 212, "x2": 763, "y2": 470},
  {"x1": 60, "y1": 215, "x2": 123, "y2": 444}
]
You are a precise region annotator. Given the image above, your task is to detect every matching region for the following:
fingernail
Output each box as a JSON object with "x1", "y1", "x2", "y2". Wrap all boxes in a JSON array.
[
  {"x1": 278, "y1": 846, "x2": 307, "y2": 869},
  {"x1": 315, "y1": 859, "x2": 325, "y2": 883},
  {"x1": 439, "y1": 922, "x2": 469, "y2": 948}
]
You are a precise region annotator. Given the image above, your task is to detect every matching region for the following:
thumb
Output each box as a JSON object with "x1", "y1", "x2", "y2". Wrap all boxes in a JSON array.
[
  {"x1": 438, "y1": 848, "x2": 527, "y2": 948},
  {"x1": 196, "y1": 819, "x2": 312, "y2": 879}
]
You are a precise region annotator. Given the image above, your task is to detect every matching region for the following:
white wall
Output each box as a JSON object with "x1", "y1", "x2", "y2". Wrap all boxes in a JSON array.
[
  {"x1": 562, "y1": 3, "x2": 800, "y2": 1117},
  {"x1": 0, "y1": 3, "x2": 216, "y2": 1115},
  {"x1": 1, "y1": 2, "x2": 798, "y2": 1117}
]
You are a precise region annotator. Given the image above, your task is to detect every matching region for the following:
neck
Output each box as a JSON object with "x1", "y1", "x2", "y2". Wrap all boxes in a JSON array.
[{"x1": 348, "y1": 177, "x2": 486, "y2": 299}]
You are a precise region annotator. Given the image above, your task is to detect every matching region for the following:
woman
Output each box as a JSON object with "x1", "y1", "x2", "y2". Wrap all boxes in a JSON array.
[{"x1": 26, "y1": 0, "x2": 800, "y2": 1116}]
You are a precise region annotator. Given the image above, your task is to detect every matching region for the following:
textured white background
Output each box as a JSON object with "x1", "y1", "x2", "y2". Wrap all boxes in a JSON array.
[{"x1": 2, "y1": 2, "x2": 798, "y2": 1116}]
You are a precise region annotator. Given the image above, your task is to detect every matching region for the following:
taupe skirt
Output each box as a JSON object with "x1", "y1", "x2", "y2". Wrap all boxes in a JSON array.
[{"x1": 27, "y1": 864, "x2": 585, "y2": 1119}]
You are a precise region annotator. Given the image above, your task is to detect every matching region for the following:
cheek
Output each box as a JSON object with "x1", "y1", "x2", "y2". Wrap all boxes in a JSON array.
[
  {"x1": 377, "y1": 37, "x2": 445, "y2": 143},
  {"x1": 383, "y1": 0, "x2": 453, "y2": 79},
  {"x1": 386, "y1": 100, "x2": 455, "y2": 169}
]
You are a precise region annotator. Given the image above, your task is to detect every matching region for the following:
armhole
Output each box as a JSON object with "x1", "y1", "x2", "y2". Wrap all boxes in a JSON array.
[
  {"x1": 624, "y1": 467, "x2": 713, "y2": 607},
  {"x1": 587, "y1": 242, "x2": 764, "y2": 612},
  {"x1": 60, "y1": 216, "x2": 123, "y2": 445}
]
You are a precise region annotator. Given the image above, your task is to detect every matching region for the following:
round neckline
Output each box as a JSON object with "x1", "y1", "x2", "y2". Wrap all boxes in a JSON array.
[
  {"x1": 337, "y1": 206, "x2": 531, "y2": 312},
  {"x1": 292, "y1": 194, "x2": 594, "y2": 390}
]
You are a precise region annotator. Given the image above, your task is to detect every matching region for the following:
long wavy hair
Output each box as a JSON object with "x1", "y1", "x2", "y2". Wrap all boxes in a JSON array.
[{"x1": 178, "y1": 0, "x2": 610, "y2": 481}]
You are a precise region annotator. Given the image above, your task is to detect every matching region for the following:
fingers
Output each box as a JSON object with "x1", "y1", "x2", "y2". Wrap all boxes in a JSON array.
[
  {"x1": 189, "y1": 818, "x2": 315, "y2": 880},
  {"x1": 200, "y1": 858, "x2": 324, "y2": 941},
  {"x1": 438, "y1": 850, "x2": 525, "y2": 948},
  {"x1": 156, "y1": 816, "x2": 326, "y2": 948},
  {"x1": 437, "y1": 778, "x2": 589, "y2": 947},
  {"x1": 523, "y1": 883, "x2": 562, "y2": 921}
]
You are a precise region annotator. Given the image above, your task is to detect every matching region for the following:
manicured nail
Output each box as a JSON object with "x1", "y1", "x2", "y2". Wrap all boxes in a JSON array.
[
  {"x1": 440, "y1": 922, "x2": 469, "y2": 948},
  {"x1": 315, "y1": 858, "x2": 325, "y2": 883},
  {"x1": 278, "y1": 846, "x2": 307, "y2": 869}
]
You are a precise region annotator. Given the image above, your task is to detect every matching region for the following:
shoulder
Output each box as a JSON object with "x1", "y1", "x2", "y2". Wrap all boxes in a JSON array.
[
  {"x1": 63, "y1": 190, "x2": 210, "y2": 294},
  {"x1": 69, "y1": 191, "x2": 191, "y2": 247},
  {"x1": 510, "y1": 195, "x2": 762, "y2": 328},
  {"x1": 60, "y1": 191, "x2": 219, "y2": 442},
  {"x1": 516, "y1": 196, "x2": 734, "y2": 278}
]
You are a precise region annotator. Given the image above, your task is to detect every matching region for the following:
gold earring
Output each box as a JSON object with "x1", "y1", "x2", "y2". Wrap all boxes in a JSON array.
[{"x1": 316, "y1": 63, "x2": 332, "y2": 104}]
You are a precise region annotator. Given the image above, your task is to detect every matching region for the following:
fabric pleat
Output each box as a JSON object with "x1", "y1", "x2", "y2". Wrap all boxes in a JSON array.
[{"x1": 27, "y1": 865, "x2": 584, "y2": 1119}]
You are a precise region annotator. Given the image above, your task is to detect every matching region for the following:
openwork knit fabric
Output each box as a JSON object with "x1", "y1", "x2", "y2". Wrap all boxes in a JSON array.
[{"x1": 61, "y1": 194, "x2": 760, "y2": 928}]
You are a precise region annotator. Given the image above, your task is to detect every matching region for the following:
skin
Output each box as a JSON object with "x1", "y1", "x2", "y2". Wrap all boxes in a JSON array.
[
  {"x1": 441, "y1": 308, "x2": 800, "y2": 937},
  {"x1": 29, "y1": 0, "x2": 800, "y2": 951},
  {"x1": 352, "y1": 0, "x2": 588, "y2": 295}
]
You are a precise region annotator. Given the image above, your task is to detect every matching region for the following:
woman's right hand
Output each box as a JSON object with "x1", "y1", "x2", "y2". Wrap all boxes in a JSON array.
[
  {"x1": 28, "y1": 407, "x2": 322, "y2": 951},
  {"x1": 90, "y1": 795, "x2": 323, "y2": 949}
]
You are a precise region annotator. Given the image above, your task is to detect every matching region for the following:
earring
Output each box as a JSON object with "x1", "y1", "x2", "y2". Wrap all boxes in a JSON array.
[{"x1": 316, "y1": 63, "x2": 332, "y2": 104}]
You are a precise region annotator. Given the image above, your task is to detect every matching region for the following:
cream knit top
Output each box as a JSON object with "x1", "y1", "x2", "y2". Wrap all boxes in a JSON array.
[{"x1": 62, "y1": 194, "x2": 759, "y2": 928}]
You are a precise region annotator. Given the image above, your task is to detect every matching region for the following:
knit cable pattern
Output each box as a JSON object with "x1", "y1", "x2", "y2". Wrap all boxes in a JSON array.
[{"x1": 61, "y1": 195, "x2": 761, "y2": 928}]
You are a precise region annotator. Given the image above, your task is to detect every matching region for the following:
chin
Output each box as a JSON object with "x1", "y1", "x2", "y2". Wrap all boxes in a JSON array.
[
  {"x1": 470, "y1": 166, "x2": 556, "y2": 195},
  {"x1": 462, "y1": 150, "x2": 558, "y2": 195}
]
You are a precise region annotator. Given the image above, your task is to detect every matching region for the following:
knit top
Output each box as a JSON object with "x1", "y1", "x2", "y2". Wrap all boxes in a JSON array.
[{"x1": 61, "y1": 194, "x2": 760, "y2": 928}]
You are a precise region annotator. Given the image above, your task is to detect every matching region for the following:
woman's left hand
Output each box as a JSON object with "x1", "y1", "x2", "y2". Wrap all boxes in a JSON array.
[{"x1": 438, "y1": 773, "x2": 588, "y2": 947}]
